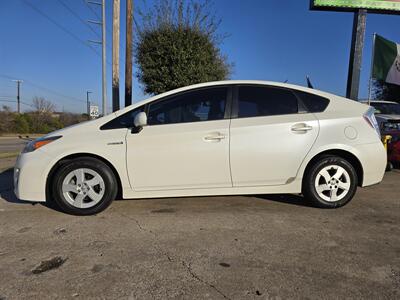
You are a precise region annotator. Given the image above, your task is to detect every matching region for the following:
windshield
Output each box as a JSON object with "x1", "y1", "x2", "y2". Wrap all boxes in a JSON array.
[{"x1": 371, "y1": 103, "x2": 400, "y2": 115}]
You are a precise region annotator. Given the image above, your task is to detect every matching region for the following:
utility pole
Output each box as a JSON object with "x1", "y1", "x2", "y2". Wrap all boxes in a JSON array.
[
  {"x1": 125, "y1": 0, "x2": 133, "y2": 107},
  {"x1": 102, "y1": 0, "x2": 106, "y2": 115},
  {"x1": 88, "y1": 0, "x2": 107, "y2": 116},
  {"x1": 112, "y1": 0, "x2": 120, "y2": 112},
  {"x1": 86, "y1": 90, "x2": 92, "y2": 118},
  {"x1": 346, "y1": 9, "x2": 367, "y2": 100},
  {"x1": 12, "y1": 80, "x2": 23, "y2": 114}
]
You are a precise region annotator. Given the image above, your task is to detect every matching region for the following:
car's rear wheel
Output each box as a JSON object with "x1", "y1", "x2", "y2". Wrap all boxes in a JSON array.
[
  {"x1": 303, "y1": 155, "x2": 358, "y2": 208},
  {"x1": 52, "y1": 157, "x2": 117, "y2": 215}
]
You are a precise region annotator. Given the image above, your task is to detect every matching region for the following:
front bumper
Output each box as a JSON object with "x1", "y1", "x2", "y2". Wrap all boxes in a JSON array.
[{"x1": 14, "y1": 150, "x2": 52, "y2": 202}]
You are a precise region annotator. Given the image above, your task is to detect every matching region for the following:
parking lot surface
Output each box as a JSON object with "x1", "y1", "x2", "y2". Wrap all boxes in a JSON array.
[{"x1": 0, "y1": 158, "x2": 399, "y2": 299}]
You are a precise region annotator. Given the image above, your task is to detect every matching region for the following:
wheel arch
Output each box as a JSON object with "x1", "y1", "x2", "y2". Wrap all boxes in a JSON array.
[
  {"x1": 46, "y1": 153, "x2": 123, "y2": 201},
  {"x1": 302, "y1": 149, "x2": 364, "y2": 187}
]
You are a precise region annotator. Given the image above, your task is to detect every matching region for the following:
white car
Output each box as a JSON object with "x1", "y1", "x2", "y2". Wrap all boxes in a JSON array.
[{"x1": 14, "y1": 81, "x2": 386, "y2": 215}]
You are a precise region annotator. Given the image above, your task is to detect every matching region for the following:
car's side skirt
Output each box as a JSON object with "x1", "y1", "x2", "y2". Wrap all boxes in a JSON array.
[{"x1": 122, "y1": 179, "x2": 303, "y2": 199}]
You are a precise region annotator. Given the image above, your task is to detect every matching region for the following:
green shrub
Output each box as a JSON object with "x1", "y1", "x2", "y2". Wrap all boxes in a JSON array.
[{"x1": 13, "y1": 114, "x2": 30, "y2": 134}]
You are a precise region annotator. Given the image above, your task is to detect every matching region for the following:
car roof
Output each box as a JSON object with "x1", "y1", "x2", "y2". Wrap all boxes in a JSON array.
[{"x1": 115, "y1": 80, "x2": 341, "y2": 115}]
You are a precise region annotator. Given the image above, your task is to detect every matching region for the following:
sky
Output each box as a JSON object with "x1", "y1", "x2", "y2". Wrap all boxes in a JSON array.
[{"x1": 0, "y1": 0, "x2": 400, "y2": 113}]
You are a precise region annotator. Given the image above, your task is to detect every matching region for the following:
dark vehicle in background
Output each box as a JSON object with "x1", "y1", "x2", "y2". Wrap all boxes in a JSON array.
[{"x1": 362, "y1": 101, "x2": 400, "y2": 168}]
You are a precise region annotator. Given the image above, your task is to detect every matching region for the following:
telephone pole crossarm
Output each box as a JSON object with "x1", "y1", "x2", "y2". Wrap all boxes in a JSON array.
[
  {"x1": 88, "y1": 20, "x2": 102, "y2": 25},
  {"x1": 88, "y1": 39, "x2": 102, "y2": 44}
]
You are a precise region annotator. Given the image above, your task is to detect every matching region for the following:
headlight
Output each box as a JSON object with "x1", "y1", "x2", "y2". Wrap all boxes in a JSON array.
[{"x1": 22, "y1": 136, "x2": 62, "y2": 153}]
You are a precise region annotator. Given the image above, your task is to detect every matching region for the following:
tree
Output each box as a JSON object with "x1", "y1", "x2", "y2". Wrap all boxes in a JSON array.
[
  {"x1": 30, "y1": 97, "x2": 57, "y2": 133},
  {"x1": 32, "y1": 97, "x2": 55, "y2": 114},
  {"x1": 135, "y1": 0, "x2": 232, "y2": 95},
  {"x1": 372, "y1": 80, "x2": 400, "y2": 102}
]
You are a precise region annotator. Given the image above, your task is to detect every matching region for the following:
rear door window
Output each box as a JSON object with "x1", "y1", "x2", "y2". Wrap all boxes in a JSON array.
[{"x1": 238, "y1": 86, "x2": 299, "y2": 118}]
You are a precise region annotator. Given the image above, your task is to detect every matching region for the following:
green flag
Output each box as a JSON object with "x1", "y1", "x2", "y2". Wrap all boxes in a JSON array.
[{"x1": 372, "y1": 34, "x2": 400, "y2": 86}]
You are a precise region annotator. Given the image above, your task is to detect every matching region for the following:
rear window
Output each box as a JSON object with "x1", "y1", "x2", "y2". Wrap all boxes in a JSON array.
[{"x1": 296, "y1": 91, "x2": 330, "y2": 113}]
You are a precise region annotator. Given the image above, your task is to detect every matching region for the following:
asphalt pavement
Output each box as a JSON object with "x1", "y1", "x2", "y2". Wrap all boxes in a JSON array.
[
  {"x1": 0, "y1": 161, "x2": 399, "y2": 299},
  {"x1": 0, "y1": 136, "x2": 29, "y2": 153}
]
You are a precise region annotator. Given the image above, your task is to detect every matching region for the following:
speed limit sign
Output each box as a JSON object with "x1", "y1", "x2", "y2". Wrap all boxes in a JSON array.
[{"x1": 90, "y1": 105, "x2": 99, "y2": 119}]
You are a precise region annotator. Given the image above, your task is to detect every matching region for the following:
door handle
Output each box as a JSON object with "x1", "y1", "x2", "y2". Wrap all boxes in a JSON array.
[
  {"x1": 204, "y1": 133, "x2": 226, "y2": 141},
  {"x1": 291, "y1": 123, "x2": 313, "y2": 133}
]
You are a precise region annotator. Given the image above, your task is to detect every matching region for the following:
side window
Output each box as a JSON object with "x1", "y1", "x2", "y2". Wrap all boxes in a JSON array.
[
  {"x1": 296, "y1": 91, "x2": 330, "y2": 113},
  {"x1": 147, "y1": 87, "x2": 227, "y2": 125},
  {"x1": 238, "y1": 86, "x2": 298, "y2": 118},
  {"x1": 100, "y1": 106, "x2": 144, "y2": 130}
]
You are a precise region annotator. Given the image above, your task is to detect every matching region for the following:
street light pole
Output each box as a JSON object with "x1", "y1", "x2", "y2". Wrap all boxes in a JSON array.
[{"x1": 88, "y1": 0, "x2": 107, "y2": 116}]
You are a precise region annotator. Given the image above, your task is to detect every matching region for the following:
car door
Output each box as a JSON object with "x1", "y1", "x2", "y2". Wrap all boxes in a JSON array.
[
  {"x1": 229, "y1": 85, "x2": 319, "y2": 187},
  {"x1": 126, "y1": 86, "x2": 232, "y2": 191}
]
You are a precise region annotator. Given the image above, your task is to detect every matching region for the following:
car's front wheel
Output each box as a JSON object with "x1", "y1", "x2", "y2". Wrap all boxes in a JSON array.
[
  {"x1": 52, "y1": 157, "x2": 117, "y2": 215},
  {"x1": 303, "y1": 155, "x2": 358, "y2": 208}
]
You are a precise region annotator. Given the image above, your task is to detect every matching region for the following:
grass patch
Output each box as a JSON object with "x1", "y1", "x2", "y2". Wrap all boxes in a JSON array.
[{"x1": 0, "y1": 152, "x2": 19, "y2": 159}]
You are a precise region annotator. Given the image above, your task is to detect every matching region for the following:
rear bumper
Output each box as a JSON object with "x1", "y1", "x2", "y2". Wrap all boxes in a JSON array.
[{"x1": 356, "y1": 142, "x2": 387, "y2": 187}]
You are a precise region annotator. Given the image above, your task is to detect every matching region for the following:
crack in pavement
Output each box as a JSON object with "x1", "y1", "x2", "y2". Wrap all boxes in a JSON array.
[
  {"x1": 117, "y1": 212, "x2": 172, "y2": 262},
  {"x1": 118, "y1": 212, "x2": 155, "y2": 235},
  {"x1": 182, "y1": 261, "x2": 231, "y2": 300},
  {"x1": 117, "y1": 212, "x2": 230, "y2": 299}
]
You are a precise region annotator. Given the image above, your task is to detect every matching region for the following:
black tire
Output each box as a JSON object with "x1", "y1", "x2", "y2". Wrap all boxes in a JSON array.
[
  {"x1": 52, "y1": 157, "x2": 117, "y2": 215},
  {"x1": 386, "y1": 162, "x2": 393, "y2": 172},
  {"x1": 302, "y1": 155, "x2": 358, "y2": 208}
]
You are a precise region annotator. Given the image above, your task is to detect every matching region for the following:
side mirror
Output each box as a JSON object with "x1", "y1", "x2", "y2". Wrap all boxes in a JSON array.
[{"x1": 134, "y1": 111, "x2": 148, "y2": 129}]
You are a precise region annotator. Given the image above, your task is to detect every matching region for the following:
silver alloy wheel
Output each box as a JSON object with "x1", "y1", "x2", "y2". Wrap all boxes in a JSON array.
[
  {"x1": 62, "y1": 168, "x2": 105, "y2": 209},
  {"x1": 314, "y1": 165, "x2": 351, "y2": 202}
]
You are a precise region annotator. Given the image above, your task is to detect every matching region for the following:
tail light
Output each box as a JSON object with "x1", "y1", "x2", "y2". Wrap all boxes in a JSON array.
[{"x1": 363, "y1": 107, "x2": 381, "y2": 139}]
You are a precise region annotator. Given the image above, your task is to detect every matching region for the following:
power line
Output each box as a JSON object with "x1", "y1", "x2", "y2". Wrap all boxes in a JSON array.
[
  {"x1": 0, "y1": 74, "x2": 87, "y2": 104},
  {"x1": 60, "y1": 0, "x2": 121, "y2": 69},
  {"x1": 57, "y1": 0, "x2": 102, "y2": 40},
  {"x1": 82, "y1": 0, "x2": 102, "y2": 21},
  {"x1": 82, "y1": 0, "x2": 113, "y2": 36},
  {"x1": 83, "y1": 0, "x2": 122, "y2": 65},
  {"x1": 21, "y1": 0, "x2": 102, "y2": 59},
  {"x1": 0, "y1": 99, "x2": 34, "y2": 108}
]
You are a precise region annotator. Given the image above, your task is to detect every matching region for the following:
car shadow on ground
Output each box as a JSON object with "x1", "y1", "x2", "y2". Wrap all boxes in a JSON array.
[
  {"x1": 0, "y1": 168, "x2": 65, "y2": 212},
  {"x1": 256, "y1": 194, "x2": 314, "y2": 208},
  {"x1": 0, "y1": 167, "x2": 315, "y2": 210},
  {"x1": 0, "y1": 168, "x2": 25, "y2": 204}
]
